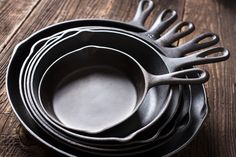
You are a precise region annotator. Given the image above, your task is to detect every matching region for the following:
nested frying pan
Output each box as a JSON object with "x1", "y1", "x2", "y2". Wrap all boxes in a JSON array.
[
  {"x1": 38, "y1": 45, "x2": 207, "y2": 133},
  {"x1": 20, "y1": 11, "x2": 227, "y2": 157}
]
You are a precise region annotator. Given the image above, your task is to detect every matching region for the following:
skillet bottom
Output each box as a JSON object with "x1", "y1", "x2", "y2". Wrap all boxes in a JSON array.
[{"x1": 41, "y1": 66, "x2": 138, "y2": 133}]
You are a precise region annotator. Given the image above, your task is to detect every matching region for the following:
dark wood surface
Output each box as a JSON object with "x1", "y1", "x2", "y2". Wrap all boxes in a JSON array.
[{"x1": 0, "y1": 0, "x2": 235, "y2": 156}]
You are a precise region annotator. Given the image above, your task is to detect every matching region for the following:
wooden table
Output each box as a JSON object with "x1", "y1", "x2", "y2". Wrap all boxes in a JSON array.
[{"x1": 0, "y1": 0, "x2": 235, "y2": 156}]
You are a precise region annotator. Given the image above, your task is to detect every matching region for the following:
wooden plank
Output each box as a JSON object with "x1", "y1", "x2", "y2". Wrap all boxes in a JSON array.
[
  {"x1": 174, "y1": 0, "x2": 236, "y2": 157},
  {"x1": 0, "y1": 0, "x2": 40, "y2": 52},
  {"x1": 0, "y1": 0, "x2": 186, "y2": 156},
  {"x1": 0, "y1": 0, "x2": 41, "y2": 114},
  {"x1": 0, "y1": 0, "x2": 40, "y2": 156}
]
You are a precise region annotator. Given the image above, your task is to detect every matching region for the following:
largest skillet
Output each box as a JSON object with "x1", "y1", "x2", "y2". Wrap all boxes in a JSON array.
[{"x1": 5, "y1": 0, "x2": 222, "y2": 156}]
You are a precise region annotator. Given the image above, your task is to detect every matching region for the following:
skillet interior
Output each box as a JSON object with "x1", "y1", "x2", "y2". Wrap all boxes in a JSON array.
[{"x1": 38, "y1": 45, "x2": 147, "y2": 133}]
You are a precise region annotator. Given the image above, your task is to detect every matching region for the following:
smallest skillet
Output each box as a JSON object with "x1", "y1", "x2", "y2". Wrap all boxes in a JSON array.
[{"x1": 38, "y1": 45, "x2": 207, "y2": 134}]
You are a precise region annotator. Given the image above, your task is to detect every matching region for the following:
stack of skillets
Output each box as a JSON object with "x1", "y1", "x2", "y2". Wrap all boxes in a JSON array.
[{"x1": 6, "y1": 0, "x2": 229, "y2": 156}]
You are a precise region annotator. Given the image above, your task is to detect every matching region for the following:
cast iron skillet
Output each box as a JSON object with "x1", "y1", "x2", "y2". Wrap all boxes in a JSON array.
[
  {"x1": 37, "y1": 44, "x2": 207, "y2": 132},
  {"x1": 6, "y1": 0, "x2": 227, "y2": 156}
]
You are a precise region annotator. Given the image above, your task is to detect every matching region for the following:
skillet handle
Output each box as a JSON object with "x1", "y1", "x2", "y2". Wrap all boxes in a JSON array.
[
  {"x1": 129, "y1": 0, "x2": 154, "y2": 28},
  {"x1": 145, "y1": 9, "x2": 177, "y2": 39},
  {"x1": 163, "y1": 32, "x2": 220, "y2": 58},
  {"x1": 155, "y1": 21, "x2": 195, "y2": 48},
  {"x1": 148, "y1": 68, "x2": 209, "y2": 88},
  {"x1": 177, "y1": 32, "x2": 219, "y2": 55},
  {"x1": 166, "y1": 47, "x2": 230, "y2": 70}
]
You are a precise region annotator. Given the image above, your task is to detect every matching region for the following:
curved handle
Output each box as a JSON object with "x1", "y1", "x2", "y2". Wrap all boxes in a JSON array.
[
  {"x1": 145, "y1": 9, "x2": 177, "y2": 39},
  {"x1": 129, "y1": 0, "x2": 154, "y2": 28},
  {"x1": 156, "y1": 21, "x2": 195, "y2": 47},
  {"x1": 166, "y1": 47, "x2": 230, "y2": 70},
  {"x1": 148, "y1": 68, "x2": 209, "y2": 88},
  {"x1": 174, "y1": 32, "x2": 219, "y2": 56}
]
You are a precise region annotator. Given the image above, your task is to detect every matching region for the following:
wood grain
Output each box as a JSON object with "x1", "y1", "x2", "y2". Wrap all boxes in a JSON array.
[
  {"x1": 0, "y1": 0, "x2": 40, "y2": 156},
  {"x1": 0, "y1": 0, "x2": 40, "y2": 52},
  {"x1": 174, "y1": 0, "x2": 236, "y2": 157},
  {"x1": 0, "y1": 0, "x2": 235, "y2": 156}
]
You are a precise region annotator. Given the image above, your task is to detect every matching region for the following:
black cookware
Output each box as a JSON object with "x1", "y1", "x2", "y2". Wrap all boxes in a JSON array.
[
  {"x1": 6, "y1": 0, "x2": 230, "y2": 156},
  {"x1": 38, "y1": 45, "x2": 207, "y2": 133}
]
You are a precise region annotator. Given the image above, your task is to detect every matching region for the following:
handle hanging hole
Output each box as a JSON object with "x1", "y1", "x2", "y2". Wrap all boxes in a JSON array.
[
  {"x1": 181, "y1": 24, "x2": 190, "y2": 32},
  {"x1": 197, "y1": 35, "x2": 216, "y2": 44},
  {"x1": 197, "y1": 47, "x2": 229, "y2": 59},
  {"x1": 161, "y1": 10, "x2": 175, "y2": 21},
  {"x1": 142, "y1": 0, "x2": 150, "y2": 11}
]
